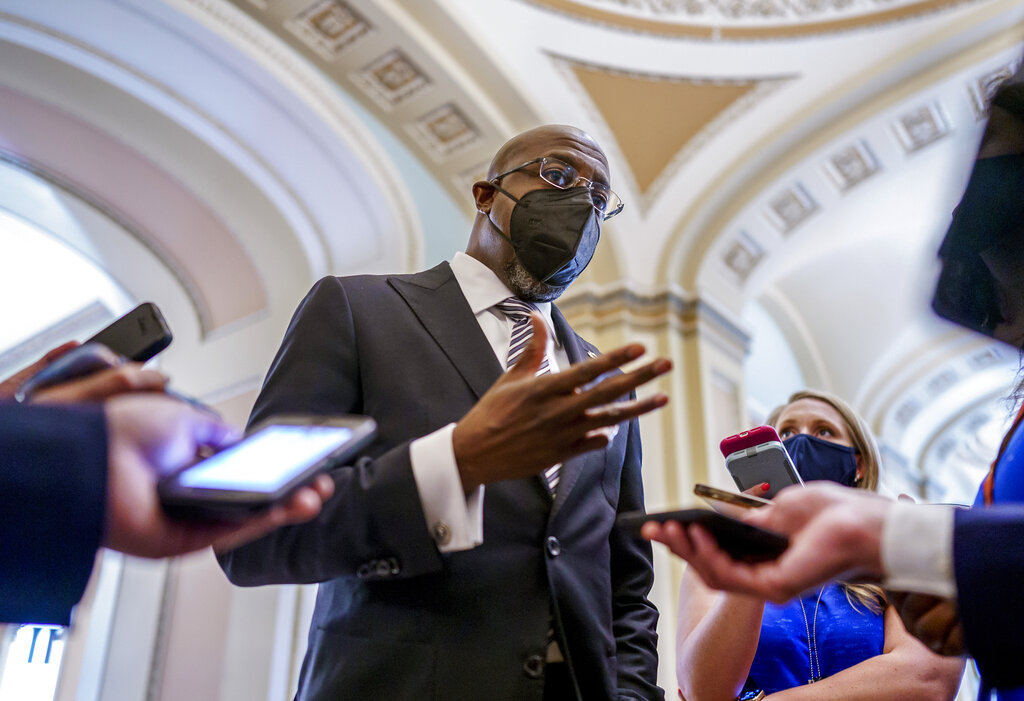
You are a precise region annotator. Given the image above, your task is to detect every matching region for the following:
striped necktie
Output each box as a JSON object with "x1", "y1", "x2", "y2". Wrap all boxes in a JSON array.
[{"x1": 494, "y1": 297, "x2": 559, "y2": 494}]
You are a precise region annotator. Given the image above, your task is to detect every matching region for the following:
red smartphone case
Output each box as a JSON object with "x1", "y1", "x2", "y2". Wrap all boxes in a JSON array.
[{"x1": 720, "y1": 425, "x2": 782, "y2": 458}]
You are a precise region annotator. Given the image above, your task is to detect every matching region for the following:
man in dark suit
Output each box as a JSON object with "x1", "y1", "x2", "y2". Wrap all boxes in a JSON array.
[
  {"x1": 218, "y1": 125, "x2": 671, "y2": 700},
  {"x1": 1, "y1": 394, "x2": 333, "y2": 625}
]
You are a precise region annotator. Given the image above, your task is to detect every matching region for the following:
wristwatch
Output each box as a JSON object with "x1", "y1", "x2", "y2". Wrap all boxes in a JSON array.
[{"x1": 737, "y1": 691, "x2": 766, "y2": 701}]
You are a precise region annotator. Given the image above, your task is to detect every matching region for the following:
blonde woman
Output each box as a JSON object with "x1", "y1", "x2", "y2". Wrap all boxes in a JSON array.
[{"x1": 675, "y1": 390, "x2": 964, "y2": 701}]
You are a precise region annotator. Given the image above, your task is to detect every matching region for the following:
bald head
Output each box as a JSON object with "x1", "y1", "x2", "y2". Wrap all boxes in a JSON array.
[{"x1": 487, "y1": 125, "x2": 608, "y2": 181}]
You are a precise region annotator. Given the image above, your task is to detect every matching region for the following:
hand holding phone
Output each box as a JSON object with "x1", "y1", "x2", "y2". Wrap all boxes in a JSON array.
[
  {"x1": 15, "y1": 343, "x2": 124, "y2": 402},
  {"x1": 617, "y1": 508, "x2": 788, "y2": 563},
  {"x1": 158, "y1": 415, "x2": 377, "y2": 521},
  {"x1": 720, "y1": 426, "x2": 803, "y2": 498}
]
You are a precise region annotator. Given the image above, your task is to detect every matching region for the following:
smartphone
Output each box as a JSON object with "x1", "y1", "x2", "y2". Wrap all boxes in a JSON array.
[
  {"x1": 85, "y1": 302, "x2": 172, "y2": 362},
  {"x1": 617, "y1": 508, "x2": 788, "y2": 563},
  {"x1": 719, "y1": 425, "x2": 781, "y2": 458},
  {"x1": 694, "y1": 483, "x2": 771, "y2": 509},
  {"x1": 158, "y1": 415, "x2": 377, "y2": 521},
  {"x1": 15, "y1": 343, "x2": 124, "y2": 402},
  {"x1": 720, "y1": 426, "x2": 803, "y2": 499}
]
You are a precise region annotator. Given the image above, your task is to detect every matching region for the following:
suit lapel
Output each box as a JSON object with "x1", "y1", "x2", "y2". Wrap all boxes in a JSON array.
[
  {"x1": 388, "y1": 262, "x2": 503, "y2": 400},
  {"x1": 548, "y1": 306, "x2": 604, "y2": 518}
]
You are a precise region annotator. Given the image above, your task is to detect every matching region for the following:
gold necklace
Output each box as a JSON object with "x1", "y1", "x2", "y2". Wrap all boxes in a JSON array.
[{"x1": 798, "y1": 587, "x2": 825, "y2": 684}]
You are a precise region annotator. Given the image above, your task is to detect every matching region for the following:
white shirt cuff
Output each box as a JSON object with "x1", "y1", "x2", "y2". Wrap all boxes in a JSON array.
[
  {"x1": 409, "y1": 423, "x2": 484, "y2": 552},
  {"x1": 881, "y1": 502, "x2": 957, "y2": 598}
]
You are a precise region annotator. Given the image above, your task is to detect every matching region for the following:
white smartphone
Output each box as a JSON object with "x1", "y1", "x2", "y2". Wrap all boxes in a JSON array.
[{"x1": 158, "y1": 415, "x2": 377, "y2": 521}]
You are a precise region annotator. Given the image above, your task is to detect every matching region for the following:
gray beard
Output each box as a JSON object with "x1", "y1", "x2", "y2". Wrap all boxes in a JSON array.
[{"x1": 503, "y1": 258, "x2": 568, "y2": 302}]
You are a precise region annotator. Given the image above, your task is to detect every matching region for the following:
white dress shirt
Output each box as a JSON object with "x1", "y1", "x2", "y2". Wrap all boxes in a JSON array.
[
  {"x1": 882, "y1": 502, "x2": 957, "y2": 598},
  {"x1": 409, "y1": 252, "x2": 568, "y2": 552}
]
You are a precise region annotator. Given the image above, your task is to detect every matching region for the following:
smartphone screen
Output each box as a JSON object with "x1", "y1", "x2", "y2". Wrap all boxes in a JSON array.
[{"x1": 175, "y1": 424, "x2": 353, "y2": 492}]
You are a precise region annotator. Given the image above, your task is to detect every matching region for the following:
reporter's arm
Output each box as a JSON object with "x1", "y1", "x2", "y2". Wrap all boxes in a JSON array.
[
  {"x1": 675, "y1": 568, "x2": 765, "y2": 701},
  {"x1": 766, "y1": 606, "x2": 963, "y2": 701},
  {"x1": 953, "y1": 505, "x2": 1024, "y2": 688},
  {"x1": 0, "y1": 403, "x2": 107, "y2": 625}
]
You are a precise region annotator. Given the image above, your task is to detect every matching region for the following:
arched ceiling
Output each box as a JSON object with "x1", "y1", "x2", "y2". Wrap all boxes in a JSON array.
[{"x1": 2, "y1": 0, "x2": 1022, "y2": 494}]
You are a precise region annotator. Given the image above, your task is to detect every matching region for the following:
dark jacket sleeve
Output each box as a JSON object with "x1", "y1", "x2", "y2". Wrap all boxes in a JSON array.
[
  {"x1": 0, "y1": 403, "x2": 107, "y2": 625},
  {"x1": 610, "y1": 414, "x2": 664, "y2": 700},
  {"x1": 954, "y1": 505, "x2": 1024, "y2": 689},
  {"x1": 217, "y1": 277, "x2": 443, "y2": 585}
]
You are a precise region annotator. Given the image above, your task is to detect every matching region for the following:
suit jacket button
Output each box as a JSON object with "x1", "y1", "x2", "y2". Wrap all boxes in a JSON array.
[
  {"x1": 523, "y1": 654, "x2": 545, "y2": 679},
  {"x1": 375, "y1": 560, "x2": 393, "y2": 577},
  {"x1": 432, "y1": 521, "x2": 452, "y2": 546},
  {"x1": 546, "y1": 536, "x2": 561, "y2": 558},
  {"x1": 356, "y1": 562, "x2": 373, "y2": 580}
]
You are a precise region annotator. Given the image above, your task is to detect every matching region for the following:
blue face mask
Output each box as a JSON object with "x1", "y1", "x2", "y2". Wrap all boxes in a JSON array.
[{"x1": 783, "y1": 434, "x2": 860, "y2": 487}]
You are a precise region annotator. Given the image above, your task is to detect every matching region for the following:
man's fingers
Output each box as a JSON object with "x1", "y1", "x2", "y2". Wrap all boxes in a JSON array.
[
  {"x1": 573, "y1": 358, "x2": 672, "y2": 407},
  {"x1": 545, "y1": 342, "x2": 647, "y2": 394},
  {"x1": 505, "y1": 313, "x2": 548, "y2": 377},
  {"x1": 580, "y1": 394, "x2": 669, "y2": 430}
]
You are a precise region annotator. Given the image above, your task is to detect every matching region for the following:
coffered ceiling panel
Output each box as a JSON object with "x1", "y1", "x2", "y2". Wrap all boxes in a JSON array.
[{"x1": 564, "y1": 60, "x2": 791, "y2": 202}]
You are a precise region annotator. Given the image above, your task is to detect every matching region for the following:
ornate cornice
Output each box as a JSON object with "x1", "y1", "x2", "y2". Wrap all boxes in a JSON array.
[
  {"x1": 558, "y1": 285, "x2": 751, "y2": 356},
  {"x1": 521, "y1": 0, "x2": 983, "y2": 40}
]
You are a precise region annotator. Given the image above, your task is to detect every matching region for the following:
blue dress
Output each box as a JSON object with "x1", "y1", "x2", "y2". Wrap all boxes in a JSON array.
[
  {"x1": 975, "y1": 418, "x2": 1024, "y2": 701},
  {"x1": 740, "y1": 583, "x2": 885, "y2": 695}
]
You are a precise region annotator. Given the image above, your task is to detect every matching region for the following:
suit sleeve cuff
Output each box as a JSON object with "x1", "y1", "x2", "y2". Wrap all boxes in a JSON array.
[
  {"x1": 882, "y1": 502, "x2": 957, "y2": 598},
  {"x1": 409, "y1": 423, "x2": 484, "y2": 552}
]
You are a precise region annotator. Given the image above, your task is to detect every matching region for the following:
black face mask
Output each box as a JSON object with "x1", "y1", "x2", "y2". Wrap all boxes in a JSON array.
[
  {"x1": 783, "y1": 434, "x2": 860, "y2": 487},
  {"x1": 932, "y1": 154, "x2": 1024, "y2": 339},
  {"x1": 488, "y1": 186, "x2": 601, "y2": 286}
]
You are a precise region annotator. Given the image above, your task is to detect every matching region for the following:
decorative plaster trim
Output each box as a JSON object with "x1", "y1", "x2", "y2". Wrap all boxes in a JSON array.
[
  {"x1": 0, "y1": 149, "x2": 215, "y2": 337},
  {"x1": 520, "y1": 0, "x2": 983, "y2": 41},
  {"x1": 168, "y1": 0, "x2": 426, "y2": 271},
  {"x1": 558, "y1": 284, "x2": 751, "y2": 353}
]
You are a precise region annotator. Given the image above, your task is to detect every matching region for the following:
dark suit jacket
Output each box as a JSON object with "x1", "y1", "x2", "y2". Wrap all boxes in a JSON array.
[
  {"x1": 218, "y1": 263, "x2": 663, "y2": 700},
  {"x1": 0, "y1": 404, "x2": 106, "y2": 624},
  {"x1": 954, "y1": 505, "x2": 1024, "y2": 689}
]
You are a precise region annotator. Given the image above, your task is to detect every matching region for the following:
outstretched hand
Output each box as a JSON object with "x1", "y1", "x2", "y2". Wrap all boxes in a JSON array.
[
  {"x1": 104, "y1": 394, "x2": 334, "y2": 558},
  {"x1": 452, "y1": 313, "x2": 671, "y2": 492},
  {"x1": 643, "y1": 483, "x2": 891, "y2": 603}
]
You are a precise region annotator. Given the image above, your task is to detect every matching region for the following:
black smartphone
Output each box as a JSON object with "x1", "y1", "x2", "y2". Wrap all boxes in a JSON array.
[
  {"x1": 617, "y1": 508, "x2": 788, "y2": 563},
  {"x1": 15, "y1": 343, "x2": 124, "y2": 402},
  {"x1": 85, "y1": 302, "x2": 172, "y2": 362},
  {"x1": 158, "y1": 415, "x2": 377, "y2": 521}
]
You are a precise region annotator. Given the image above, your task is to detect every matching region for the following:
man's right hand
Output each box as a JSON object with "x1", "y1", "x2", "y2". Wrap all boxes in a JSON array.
[{"x1": 452, "y1": 313, "x2": 672, "y2": 492}]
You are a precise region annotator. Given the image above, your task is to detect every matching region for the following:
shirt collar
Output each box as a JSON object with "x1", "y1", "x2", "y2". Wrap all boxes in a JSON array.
[{"x1": 449, "y1": 251, "x2": 560, "y2": 345}]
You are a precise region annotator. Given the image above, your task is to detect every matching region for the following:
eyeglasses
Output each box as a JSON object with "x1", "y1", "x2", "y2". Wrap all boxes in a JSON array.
[{"x1": 490, "y1": 156, "x2": 624, "y2": 220}]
